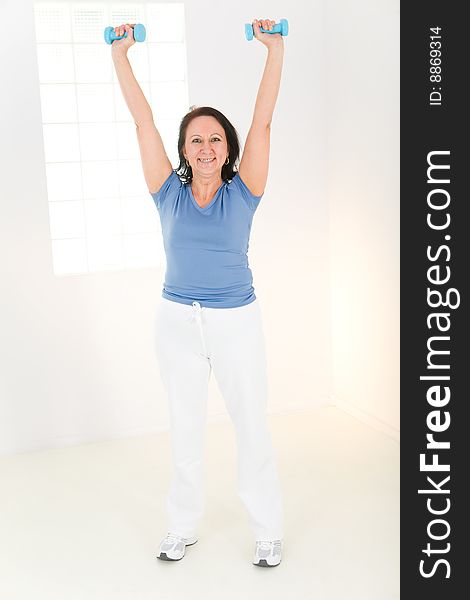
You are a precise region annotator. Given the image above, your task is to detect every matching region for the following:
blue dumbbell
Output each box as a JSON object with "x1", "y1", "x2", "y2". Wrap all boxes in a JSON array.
[
  {"x1": 245, "y1": 18, "x2": 289, "y2": 41},
  {"x1": 104, "y1": 23, "x2": 146, "y2": 44}
]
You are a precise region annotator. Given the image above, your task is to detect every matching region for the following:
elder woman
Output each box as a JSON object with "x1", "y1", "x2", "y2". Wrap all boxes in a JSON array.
[{"x1": 111, "y1": 18, "x2": 285, "y2": 567}]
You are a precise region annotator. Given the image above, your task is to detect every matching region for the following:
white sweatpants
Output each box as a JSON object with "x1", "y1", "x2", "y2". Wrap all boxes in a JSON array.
[{"x1": 153, "y1": 297, "x2": 284, "y2": 542}]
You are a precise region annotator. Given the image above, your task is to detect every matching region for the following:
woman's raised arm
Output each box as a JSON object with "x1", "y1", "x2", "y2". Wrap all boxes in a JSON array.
[
  {"x1": 238, "y1": 19, "x2": 284, "y2": 196},
  {"x1": 111, "y1": 24, "x2": 172, "y2": 194}
]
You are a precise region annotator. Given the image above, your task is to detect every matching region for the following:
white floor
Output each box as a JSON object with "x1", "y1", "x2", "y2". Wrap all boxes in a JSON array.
[{"x1": 0, "y1": 407, "x2": 399, "y2": 600}]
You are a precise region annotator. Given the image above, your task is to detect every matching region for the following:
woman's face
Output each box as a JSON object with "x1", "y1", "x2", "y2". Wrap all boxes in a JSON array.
[{"x1": 183, "y1": 116, "x2": 229, "y2": 179}]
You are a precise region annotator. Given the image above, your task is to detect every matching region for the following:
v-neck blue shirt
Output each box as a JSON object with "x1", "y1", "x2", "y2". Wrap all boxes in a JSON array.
[{"x1": 150, "y1": 170, "x2": 263, "y2": 308}]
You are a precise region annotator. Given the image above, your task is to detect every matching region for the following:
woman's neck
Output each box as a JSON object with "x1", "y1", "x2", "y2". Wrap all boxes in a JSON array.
[{"x1": 191, "y1": 174, "x2": 223, "y2": 203}]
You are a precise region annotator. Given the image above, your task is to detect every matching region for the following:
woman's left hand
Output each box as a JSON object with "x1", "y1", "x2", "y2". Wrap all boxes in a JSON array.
[{"x1": 252, "y1": 18, "x2": 284, "y2": 48}]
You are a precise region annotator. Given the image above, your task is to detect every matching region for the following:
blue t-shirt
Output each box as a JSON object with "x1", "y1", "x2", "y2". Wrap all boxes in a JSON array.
[{"x1": 150, "y1": 170, "x2": 263, "y2": 308}]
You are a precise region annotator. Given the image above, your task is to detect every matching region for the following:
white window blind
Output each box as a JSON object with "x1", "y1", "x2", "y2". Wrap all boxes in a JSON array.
[{"x1": 33, "y1": 2, "x2": 188, "y2": 275}]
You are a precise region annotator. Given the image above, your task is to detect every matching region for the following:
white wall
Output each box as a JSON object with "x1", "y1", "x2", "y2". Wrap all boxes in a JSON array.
[
  {"x1": 0, "y1": 0, "x2": 400, "y2": 455},
  {"x1": 325, "y1": 0, "x2": 400, "y2": 435},
  {"x1": 0, "y1": 0, "x2": 331, "y2": 456}
]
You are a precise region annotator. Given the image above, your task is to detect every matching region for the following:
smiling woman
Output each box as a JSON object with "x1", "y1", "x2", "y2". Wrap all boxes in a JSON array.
[
  {"x1": 178, "y1": 107, "x2": 239, "y2": 177},
  {"x1": 110, "y1": 17, "x2": 286, "y2": 567}
]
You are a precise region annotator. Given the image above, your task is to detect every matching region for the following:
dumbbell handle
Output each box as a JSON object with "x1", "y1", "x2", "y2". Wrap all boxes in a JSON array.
[{"x1": 260, "y1": 23, "x2": 281, "y2": 34}]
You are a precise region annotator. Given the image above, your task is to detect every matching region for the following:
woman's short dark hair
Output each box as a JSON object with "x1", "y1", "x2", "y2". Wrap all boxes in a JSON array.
[{"x1": 175, "y1": 106, "x2": 240, "y2": 183}]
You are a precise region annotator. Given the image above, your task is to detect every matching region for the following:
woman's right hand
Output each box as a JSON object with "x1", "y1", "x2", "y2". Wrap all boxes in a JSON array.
[{"x1": 110, "y1": 23, "x2": 136, "y2": 55}]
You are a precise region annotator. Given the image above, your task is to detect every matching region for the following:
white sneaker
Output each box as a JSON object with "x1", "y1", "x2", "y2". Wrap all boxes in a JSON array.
[
  {"x1": 156, "y1": 533, "x2": 198, "y2": 561},
  {"x1": 253, "y1": 539, "x2": 282, "y2": 567}
]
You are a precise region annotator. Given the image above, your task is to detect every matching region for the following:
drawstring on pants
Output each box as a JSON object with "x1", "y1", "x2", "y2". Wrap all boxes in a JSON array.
[{"x1": 188, "y1": 301, "x2": 209, "y2": 358}]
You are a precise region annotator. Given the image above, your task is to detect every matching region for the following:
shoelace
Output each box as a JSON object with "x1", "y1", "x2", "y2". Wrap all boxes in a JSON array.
[
  {"x1": 256, "y1": 540, "x2": 282, "y2": 552},
  {"x1": 164, "y1": 533, "x2": 182, "y2": 545}
]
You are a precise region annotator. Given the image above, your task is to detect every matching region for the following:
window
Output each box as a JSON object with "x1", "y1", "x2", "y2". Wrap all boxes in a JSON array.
[{"x1": 34, "y1": 2, "x2": 188, "y2": 275}]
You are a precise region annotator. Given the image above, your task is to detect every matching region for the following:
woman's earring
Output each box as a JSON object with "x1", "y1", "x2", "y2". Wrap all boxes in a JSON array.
[
  {"x1": 185, "y1": 158, "x2": 190, "y2": 167},
  {"x1": 225, "y1": 156, "x2": 230, "y2": 165}
]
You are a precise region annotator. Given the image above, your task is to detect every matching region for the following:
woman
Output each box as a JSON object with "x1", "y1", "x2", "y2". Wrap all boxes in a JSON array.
[{"x1": 111, "y1": 18, "x2": 285, "y2": 567}]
